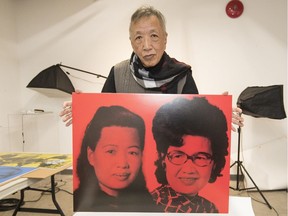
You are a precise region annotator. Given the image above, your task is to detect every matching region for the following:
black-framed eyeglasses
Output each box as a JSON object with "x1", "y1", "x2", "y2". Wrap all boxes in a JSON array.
[{"x1": 167, "y1": 151, "x2": 213, "y2": 167}]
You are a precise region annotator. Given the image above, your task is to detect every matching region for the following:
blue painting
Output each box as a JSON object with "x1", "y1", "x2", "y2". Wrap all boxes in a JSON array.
[{"x1": 0, "y1": 166, "x2": 36, "y2": 185}]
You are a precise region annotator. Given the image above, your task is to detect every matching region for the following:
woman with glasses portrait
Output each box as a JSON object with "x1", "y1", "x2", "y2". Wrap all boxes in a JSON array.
[{"x1": 151, "y1": 96, "x2": 229, "y2": 213}]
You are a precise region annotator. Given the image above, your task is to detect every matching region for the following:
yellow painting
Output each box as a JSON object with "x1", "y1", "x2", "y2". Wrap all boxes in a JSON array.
[{"x1": 0, "y1": 153, "x2": 72, "y2": 169}]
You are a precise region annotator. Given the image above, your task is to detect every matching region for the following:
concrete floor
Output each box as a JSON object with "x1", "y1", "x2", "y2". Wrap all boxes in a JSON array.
[{"x1": 0, "y1": 174, "x2": 287, "y2": 216}]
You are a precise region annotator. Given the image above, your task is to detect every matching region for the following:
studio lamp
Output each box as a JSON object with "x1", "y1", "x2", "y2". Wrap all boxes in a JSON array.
[
  {"x1": 27, "y1": 64, "x2": 107, "y2": 97},
  {"x1": 237, "y1": 85, "x2": 286, "y2": 119},
  {"x1": 230, "y1": 84, "x2": 286, "y2": 209}
]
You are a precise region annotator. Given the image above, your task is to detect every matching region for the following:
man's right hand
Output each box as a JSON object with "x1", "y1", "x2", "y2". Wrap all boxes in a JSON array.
[
  {"x1": 59, "y1": 90, "x2": 81, "y2": 127},
  {"x1": 59, "y1": 101, "x2": 73, "y2": 127}
]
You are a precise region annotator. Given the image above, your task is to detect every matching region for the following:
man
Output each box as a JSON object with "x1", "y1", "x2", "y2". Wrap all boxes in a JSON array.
[{"x1": 60, "y1": 5, "x2": 243, "y2": 129}]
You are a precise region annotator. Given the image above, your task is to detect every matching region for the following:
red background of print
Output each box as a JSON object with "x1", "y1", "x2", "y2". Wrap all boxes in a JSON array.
[{"x1": 72, "y1": 93, "x2": 232, "y2": 213}]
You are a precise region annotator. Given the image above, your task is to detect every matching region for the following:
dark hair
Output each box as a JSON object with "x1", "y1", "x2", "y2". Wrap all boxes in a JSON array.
[
  {"x1": 129, "y1": 5, "x2": 166, "y2": 35},
  {"x1": 75, "y1": 106, "x2": 147, "y2": 210},
  {"x1": 152, "y1": 97, "x2": 229, "y2": 184}
]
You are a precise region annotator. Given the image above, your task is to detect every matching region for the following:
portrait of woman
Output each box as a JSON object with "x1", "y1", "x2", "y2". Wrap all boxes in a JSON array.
[
  {"x1": 151, "y1": 97, "x2": 229, "y2": 213},
  {"x1": 74, "y1": 105, "x2": 159, "y2": 212}
]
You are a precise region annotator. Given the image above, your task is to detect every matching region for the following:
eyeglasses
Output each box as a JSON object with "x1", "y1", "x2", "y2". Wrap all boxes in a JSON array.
[{"x1": 167, "y1": 151, "x2": 213, "y2": 167}]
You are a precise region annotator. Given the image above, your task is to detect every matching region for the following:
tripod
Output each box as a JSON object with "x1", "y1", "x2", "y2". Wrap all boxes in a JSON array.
[{"x1": 230, "y1": 126, "x2": 272, "y2": 209}]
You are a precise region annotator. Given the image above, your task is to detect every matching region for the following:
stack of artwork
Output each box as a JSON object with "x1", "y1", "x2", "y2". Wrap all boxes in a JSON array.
[{"x1": 0, "y1": 153, "x2": 72, "y2": 185}]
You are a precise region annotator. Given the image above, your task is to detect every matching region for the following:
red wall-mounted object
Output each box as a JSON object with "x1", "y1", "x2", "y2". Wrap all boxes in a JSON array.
[{"x1": 226, "y1": 0, "x2": 244, "y2": 18}]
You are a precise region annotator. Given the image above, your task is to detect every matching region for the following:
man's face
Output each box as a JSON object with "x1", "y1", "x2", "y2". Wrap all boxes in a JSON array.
[{"x1": 129, "y1": 15, "x2": 167, "y2": 68}]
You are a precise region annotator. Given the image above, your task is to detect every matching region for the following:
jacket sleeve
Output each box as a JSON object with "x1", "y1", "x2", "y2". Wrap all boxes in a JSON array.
[
  {"x1": 101, "y1": 67, "x2": 117, "y2": 93},
  {"x1": 181, "y1": 71, "x2": 199, "y2": 94}
]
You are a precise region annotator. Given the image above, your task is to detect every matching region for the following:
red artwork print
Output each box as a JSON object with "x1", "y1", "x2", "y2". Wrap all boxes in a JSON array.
[{"x1": 73, "y1": 93, "x2": 231, "y2": 213}]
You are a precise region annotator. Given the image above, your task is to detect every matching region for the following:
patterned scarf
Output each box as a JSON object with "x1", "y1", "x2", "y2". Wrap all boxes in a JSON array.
[{"x1": 129, "y1": 52, "x2": 191, "y2": 93}]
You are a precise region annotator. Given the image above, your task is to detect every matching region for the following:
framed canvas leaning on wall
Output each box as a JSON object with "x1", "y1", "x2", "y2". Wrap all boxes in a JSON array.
[{"x1": 72, "y1": 93, "x2": 232, "y2": 214}]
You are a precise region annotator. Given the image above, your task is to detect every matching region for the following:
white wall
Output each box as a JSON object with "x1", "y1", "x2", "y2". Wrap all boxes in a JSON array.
[
  {"x1": 0, "y1": 0, "x2": 20, "y2": 152},
  {"x1": 0, "y1": 0, "x2": 286, "y2": 190}
]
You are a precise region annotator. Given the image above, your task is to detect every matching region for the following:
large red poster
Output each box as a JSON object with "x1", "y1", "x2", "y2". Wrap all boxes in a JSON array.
[{"x1": 73, "y1": 93, "x2": 231, "y2": 213}]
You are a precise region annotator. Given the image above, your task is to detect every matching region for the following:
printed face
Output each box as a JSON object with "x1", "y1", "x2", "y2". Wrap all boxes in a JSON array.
[
  {"x1": 87, "y1": 126, "x2": 142, "y2": 197},
  {"x1": 165, "y1": 135, "x2": 214, "y2": 196},
  {"x1": 129, "y1": 15, "x2": 167, "y2": 68}
]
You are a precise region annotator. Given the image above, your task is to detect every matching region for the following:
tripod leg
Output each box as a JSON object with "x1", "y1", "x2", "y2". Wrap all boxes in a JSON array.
[
  {"x1": 230, "y1": 161, "x2": 243, "y2": 191},
  {"x1": 230, "y1": 161, "x2": 237, "y2": 168},
  {"x1": 240, "y1": 163, "x2": 272, "y2": 209},
  {"x1": 230, "y1": 126, "x2": 272, "y2": 209},
  {"x1": 230, "y1": 126, "x2": 244, "y2": 191}
]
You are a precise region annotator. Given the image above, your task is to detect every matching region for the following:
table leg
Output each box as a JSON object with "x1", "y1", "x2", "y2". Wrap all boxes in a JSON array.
[{"x1": 12, "y1": 175, "x2": 65, "y2": 215}]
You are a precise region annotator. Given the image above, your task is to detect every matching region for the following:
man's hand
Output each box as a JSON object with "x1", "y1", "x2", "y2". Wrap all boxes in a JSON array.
[
  {"x1": 59, "y1": 90, "x2": 81, "y2": 127},
  {"x1": 222, "y1": 91, "x2": 244, "y2": 132},
  {"x1": 231, "y1": 107, "x2": 244, "y2": 132},
  {"x1": 59, "y1": 101, "x2": 73, "y2": 127}
]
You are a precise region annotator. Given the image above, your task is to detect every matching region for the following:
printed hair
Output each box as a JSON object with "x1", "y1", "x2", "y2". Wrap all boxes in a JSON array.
[{"x1": 152, "y1": 97, "x2": 229, "y2": 184}]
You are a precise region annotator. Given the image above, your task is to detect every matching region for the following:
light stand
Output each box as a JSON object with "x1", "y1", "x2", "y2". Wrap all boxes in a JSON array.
[
  {"x1": 230, "y1": 126, "x2": 272, "y2": 209},
  {"x1": 230, "y1": 85, "x2": 286, "y2": 209},
  {"x1": 230, "y1": 85, "x2": 286, "y2": 210},
  {"x1": 58, "y1": 63, "x2": 107, "y2": 79}
]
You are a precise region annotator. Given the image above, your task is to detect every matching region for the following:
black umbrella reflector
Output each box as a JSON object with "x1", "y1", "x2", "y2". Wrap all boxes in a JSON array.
[
  {"x1": 27, "y1": 65, "x2": 75, "y2": 96},
  {"x1": 237, "y1": 85, "x2": 286, "y2": 119}
]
